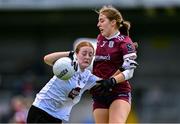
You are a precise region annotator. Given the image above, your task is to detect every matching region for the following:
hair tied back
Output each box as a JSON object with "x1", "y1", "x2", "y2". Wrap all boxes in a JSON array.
[{"x1": 120, "y1": 21, "x2": 124, "y2": 24}]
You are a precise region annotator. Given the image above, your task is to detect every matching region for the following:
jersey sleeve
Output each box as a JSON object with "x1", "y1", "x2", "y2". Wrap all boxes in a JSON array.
[
  {"x1": 86, "y1": 73, "x2": 100, "y2": 90},
  {"x1": 120, "y1": 36, "x2": 137, "y2": 60}
]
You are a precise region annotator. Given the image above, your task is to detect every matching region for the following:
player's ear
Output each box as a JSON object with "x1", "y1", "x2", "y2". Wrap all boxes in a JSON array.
[{"x1": 111, "y1": 19, "x2": 116, "y2": 26}]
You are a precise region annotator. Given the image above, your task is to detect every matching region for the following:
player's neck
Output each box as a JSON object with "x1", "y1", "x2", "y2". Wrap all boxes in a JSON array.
[
  {"x1": 106, "y1": 30, "x2": 120, "y2": 40},
  {"x1": 78, "y1": 65, "x2": 85, "y2": 72}
]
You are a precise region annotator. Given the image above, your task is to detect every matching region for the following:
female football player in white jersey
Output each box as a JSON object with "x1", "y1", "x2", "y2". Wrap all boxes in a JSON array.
[{"x1": 27, "y1": 41, "x2": 100, "y2": 123}]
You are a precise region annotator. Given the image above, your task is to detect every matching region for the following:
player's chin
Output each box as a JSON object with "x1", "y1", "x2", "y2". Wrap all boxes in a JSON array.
[
  {"x1": 101, "y1": 31, "x2": 105, "y2": 36},
  {"x1": 82, "y1": 63, "x2": 90, "y2": 69},
  {"x1": 101, "y1": 32, "x2": 108, "y2": 37}
]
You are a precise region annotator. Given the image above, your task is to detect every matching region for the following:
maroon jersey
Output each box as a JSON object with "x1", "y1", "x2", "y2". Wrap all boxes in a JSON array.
[{"x1": 92, "y1": 32, "x2": 136, "y2": 94}]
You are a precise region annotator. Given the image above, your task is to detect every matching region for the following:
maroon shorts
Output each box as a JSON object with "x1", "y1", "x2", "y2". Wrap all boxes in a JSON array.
[{"x1": 92, "y1": 92, "x2": 131, "y2": 111}]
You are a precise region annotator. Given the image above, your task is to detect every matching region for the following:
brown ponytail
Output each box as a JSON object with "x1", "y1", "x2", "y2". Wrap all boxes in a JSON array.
[{"x1": 119, "y1": 20, "x2": 131, "y2": 36}]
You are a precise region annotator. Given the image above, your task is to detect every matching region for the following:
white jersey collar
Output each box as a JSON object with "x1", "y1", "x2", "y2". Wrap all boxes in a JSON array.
[{"x1": 76, "y1": 65, "x2": 84, "y2": 73}]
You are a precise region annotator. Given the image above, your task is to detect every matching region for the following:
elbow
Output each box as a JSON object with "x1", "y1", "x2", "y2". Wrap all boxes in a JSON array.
[
  {"x1": 44, "y1": 55, "x2": 53, "y2": 66},
  {"x1": 43, "y1": 55, "x2": 48, "y2": 63}
]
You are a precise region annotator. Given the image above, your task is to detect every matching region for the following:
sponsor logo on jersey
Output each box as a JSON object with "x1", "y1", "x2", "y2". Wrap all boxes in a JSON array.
[
  {"x1": 95, "y1": 54, "x2": 110, "y2": 61},
  {"x1": 68, "y1": 87, "x2": 81, "y2": 99}
]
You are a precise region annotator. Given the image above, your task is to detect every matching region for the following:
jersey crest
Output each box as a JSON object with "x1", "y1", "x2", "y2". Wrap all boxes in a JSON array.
[{"x1": 108, "y1": 41, "x2": 114, "y2": 48}]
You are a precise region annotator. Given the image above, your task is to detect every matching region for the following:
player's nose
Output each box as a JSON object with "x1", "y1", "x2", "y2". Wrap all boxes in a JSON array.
[
  {"x1": 97, "y1": 21, "x2": 100, "y2": 27},
  {"x1": 84, "y1": 54, "x2": 91, "y2": 60}
]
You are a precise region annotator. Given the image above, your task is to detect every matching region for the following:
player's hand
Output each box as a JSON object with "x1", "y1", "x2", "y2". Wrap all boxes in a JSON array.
[
  {"x1": 122, "y1": 58, "x2": 138, "y2": 70},
  {"x1": 96, "y1": 77, "x2": 117, "y2": 90},
  {"x1": 68, "y1": 51, "x2": 74, "y2": 61},
  {"x1": 90, "y1": 85, "x2": 107, "y2": 95},
  {"x1": 68, "y1": 51, "x2": 78, "y2": 71},
  {"x1": 92, "y1": 78, "x2": 116, "y2": 96}
]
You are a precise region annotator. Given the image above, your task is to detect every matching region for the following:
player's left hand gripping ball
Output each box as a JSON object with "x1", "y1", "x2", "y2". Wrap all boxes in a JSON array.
[{"x1": 68, "y1": 51, "x2": 78, "y2": 71}]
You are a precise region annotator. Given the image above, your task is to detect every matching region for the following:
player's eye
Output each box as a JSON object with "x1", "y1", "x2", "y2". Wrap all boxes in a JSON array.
[
  {"x1": 100, "y1": 20, "x2": 104, "y2": 23},
  {"x1": 99, "y1": 18, "x2": 104, "y2": 23},
  {"x1": 89, "y1": 53, "x2": 93, "y2": 58},
  {"x1": 81, "y1": 52, "x2": 87, "y2": 56}
]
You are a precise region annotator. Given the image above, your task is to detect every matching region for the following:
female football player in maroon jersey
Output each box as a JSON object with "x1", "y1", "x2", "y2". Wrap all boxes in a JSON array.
[{"x1": 90, "y1": 5, "x2": 138, "y2": 123}]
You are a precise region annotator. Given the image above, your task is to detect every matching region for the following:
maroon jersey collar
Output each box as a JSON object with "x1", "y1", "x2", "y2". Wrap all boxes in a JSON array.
[{"x1": 105, "y1": 31, "x2": 120, "y2": 40}]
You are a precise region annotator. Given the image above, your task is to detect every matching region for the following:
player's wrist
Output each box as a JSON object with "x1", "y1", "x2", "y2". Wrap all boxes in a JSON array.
[
  {"x1": 110, "y1": 77, "x2": 117, "y2": 86},
  {"x1": 69, "y1": 51, "x2": 74, "y2": 57}
]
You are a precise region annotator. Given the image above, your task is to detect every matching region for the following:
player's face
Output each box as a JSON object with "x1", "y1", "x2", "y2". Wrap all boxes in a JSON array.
[
  {"x1": 76, "y1": 46, "x2": 94, "y2": 70},
  {"x1": 97, "y1": 13, "x2": 113, "y2": 37}
]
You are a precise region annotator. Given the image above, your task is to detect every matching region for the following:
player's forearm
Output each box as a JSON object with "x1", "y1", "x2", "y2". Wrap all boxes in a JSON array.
[
  {"x1": 113, "y1": 73, "x2": 125, "y2": 83},
  {"x1": 111, "y1": 69, "x2": 121, "y2": 77},
  {"x1": 44, "y1": 51, "x2": 70, "y2": 66},
  {"x1": 113, "y1": 69, "x2": 134, "y2": 83}
]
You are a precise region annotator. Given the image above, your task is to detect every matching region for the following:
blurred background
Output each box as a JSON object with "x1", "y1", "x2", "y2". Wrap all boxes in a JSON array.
[{"x1": 0, "y1": 0, "x2": 180, "y2": 123}]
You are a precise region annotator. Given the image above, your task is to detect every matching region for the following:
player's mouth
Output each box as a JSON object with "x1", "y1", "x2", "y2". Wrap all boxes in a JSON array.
[
  {"x1": 84, "y1": 61, "x2": 89, "y2": 64},
  {"x1": 99, "y1": 28, "x2": 103, "y2": 33},
  {"x1": 83, "y1": 60, "x2": 90, "y2": 65}
]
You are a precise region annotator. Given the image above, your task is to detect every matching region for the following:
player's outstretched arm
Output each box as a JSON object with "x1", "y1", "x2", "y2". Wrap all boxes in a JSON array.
[{"x1": 44, "y1": 51, "x2": 70, "y2": 66}]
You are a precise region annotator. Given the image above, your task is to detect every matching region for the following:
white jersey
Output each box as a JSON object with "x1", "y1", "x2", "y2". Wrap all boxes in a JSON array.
[{"x1": 32, "y1": 69, "x2": 99, "y2": 121}]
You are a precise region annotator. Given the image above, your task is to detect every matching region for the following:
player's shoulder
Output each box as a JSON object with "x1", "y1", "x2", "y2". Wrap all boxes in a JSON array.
[
  {"x1": 84, "y1": 69, "x2": 92, "y2": 75},
  {"x1": 117, "y1": 34, "x2": 132, "y2": 43},
  {"x1": 97, "y1": 34, "x2": 104, "y2": 41},
  {"x1": 79, "y1": 69, "x2": 91, "y2": 78}
]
